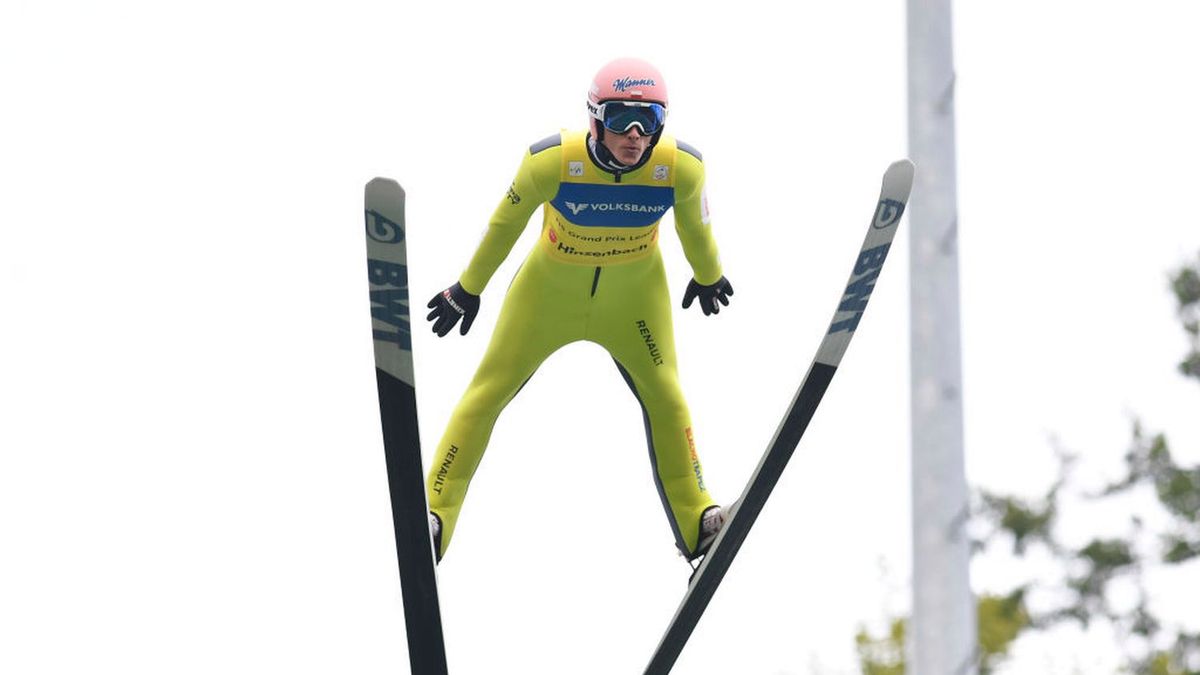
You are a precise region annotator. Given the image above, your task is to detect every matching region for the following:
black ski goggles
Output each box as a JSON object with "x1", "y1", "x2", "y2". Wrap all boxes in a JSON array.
[{"x1": 590, "y1": 100, "x2": 667, "y2": 135}]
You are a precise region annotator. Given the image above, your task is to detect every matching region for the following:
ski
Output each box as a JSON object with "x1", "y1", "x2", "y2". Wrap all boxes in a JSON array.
[
  {"x1": 643, "y1": 160, "x2": 915, "y2": 675},
  {"x1": 364, "y1": 178, "x2": 448, "y2": 675}
]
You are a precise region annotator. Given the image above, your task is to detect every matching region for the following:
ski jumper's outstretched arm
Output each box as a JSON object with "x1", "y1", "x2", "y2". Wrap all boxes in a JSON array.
[
  {"x1": 459, "y1": 142, "x2": 561, "y2": 295},
  {"x1": 425, "y1": 142, "x2": 560, "y2": 337},
  {"x1": 671, "y1": 142, "x2": 723, "y2": 286},
  {"x1": 673, "y1": 142, "x2": 734, "y2": 316}
]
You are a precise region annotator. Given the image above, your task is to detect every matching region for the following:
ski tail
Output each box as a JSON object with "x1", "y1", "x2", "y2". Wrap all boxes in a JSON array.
[
  {"x1": 365, "y1": 178, "x2": 449, "y2": 675},
  {"x1": 643, "y1": 160, "x2": 915, "y2": 675}
]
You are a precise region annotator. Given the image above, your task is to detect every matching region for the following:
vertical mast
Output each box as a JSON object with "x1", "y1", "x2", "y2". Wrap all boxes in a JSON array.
[{"x1": 906, "y1": 1, "x2": 977, "y2": 673}]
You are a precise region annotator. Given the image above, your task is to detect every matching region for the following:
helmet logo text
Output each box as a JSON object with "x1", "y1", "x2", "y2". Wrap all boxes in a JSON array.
[{"x1": 613, "y1": 77, "x2": 656, "y2": 92}]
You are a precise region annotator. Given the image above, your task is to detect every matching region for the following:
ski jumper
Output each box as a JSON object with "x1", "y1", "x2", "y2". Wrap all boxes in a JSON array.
[{"x1": 426, "y1": 130, "x2": 724, "y2": 559}]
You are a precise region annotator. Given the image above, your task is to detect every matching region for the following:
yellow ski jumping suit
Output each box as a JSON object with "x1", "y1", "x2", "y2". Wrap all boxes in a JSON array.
[{"x1": 427, "y1": 130, "x2": 724, "y2": 560}]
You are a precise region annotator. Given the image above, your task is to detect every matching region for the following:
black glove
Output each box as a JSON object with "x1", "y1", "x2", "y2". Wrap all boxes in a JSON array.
[
  {"x1": 426, "y1": 282, "x2": 481, "y2": 337},
  {"x1": 682, "y1": 276, "x2": 734, "y2": 316}
]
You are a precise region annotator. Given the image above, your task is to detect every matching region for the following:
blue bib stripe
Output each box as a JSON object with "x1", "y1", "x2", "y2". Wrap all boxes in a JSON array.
[{"x1": 550, "y1": 183, "x2": 675, "y2": 228}]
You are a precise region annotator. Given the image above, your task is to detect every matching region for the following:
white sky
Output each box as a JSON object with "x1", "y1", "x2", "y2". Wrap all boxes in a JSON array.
[{"x1": 2, "y1": 1, "x2": 1198, "y2": 674}]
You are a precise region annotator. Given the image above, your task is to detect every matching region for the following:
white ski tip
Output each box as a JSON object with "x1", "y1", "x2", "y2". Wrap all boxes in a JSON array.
[
  {"x1": 882, "y1": 159, "x2": 916, "y2": 202},
  {"x1": 366, "y1": 176, "x2": 405, "y2": 203}
]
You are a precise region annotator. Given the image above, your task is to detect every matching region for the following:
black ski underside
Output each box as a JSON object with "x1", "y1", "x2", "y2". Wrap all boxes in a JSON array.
[{"x1": 376, "y1": 368, "x2": 447, "y2": 675}]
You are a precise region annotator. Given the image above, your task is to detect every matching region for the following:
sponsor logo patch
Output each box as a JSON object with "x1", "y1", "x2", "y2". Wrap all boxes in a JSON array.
[
  {"x1": 686, "y1": 427, "x2": 705, "y2": 492},
  {"x1": 613, "y1": 76, "x2": 656, "y2": 92},
  {"x1": 365, "y1": 209, "x2": 404, "y2": 244},
  {"x1": 367, "y1": 257, "x2": 410, "y2": 350},
  {"x1": 873, "y1": 198, "x2": 905, "y2": 230},
  {"x1": 569, "y1": 161, "x2": 584, "y2": 177},
  {"x1": 562, "y1": 201, "x2": 668, "y2": 216},
  {"x1": 432, "y1": 445, "x2": 460, "y2": 495},
  {"x1": 828, "y1": 244, "x2": 891, "y2": 335},
  {"x1": 636, "y1": 319, "x2": 664, "y2": 366}
]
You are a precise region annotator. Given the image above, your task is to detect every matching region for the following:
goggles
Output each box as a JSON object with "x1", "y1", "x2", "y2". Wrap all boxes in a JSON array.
[{"x1": 589, "y1": 100, "x2": 667, "y2": 135}]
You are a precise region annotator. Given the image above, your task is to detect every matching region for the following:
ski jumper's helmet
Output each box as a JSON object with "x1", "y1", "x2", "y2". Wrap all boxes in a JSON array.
[{"x1": 587, "y1": 57, "x2": 669, "y2": 147}]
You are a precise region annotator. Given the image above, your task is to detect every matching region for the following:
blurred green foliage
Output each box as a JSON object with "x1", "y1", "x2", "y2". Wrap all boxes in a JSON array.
[{"x1": 856, "y1": 254, "x2": 1200, "y2": 674}]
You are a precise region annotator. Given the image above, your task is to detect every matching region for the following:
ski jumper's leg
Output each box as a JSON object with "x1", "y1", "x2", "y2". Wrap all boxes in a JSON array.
[
  {"x1": 590, "y1": 252, "x2": 717, "y2": 558},
  {"x1": 426, "y1": 249, "x2": 587, "y2": 559}
]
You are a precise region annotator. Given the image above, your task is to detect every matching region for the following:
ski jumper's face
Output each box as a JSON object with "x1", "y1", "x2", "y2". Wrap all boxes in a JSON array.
[{"x1": 601, "y1": 125, "x2": 653, "y2": 165}]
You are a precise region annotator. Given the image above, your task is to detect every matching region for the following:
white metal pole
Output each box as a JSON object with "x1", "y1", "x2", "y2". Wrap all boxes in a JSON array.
[{"x1": 906, "y1": 0, "x2": 977, "y2": 673}]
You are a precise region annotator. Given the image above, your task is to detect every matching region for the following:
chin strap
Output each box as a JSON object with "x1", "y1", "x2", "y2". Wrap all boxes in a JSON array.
[
  {"x1": 587, "y1": 134, "x2": 631, "y2": 172},
  {"x1": 586, "y1": 133, "x2": 659, "y2": 174}
]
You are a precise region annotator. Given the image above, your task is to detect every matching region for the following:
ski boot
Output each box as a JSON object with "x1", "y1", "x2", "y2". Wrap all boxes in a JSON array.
[
  {"x1": 429, "y1": 512, "x2": 443, "y2": 563},
  {"x1": 695, "y1": 504, "x2": 728, "y2": 558}
]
